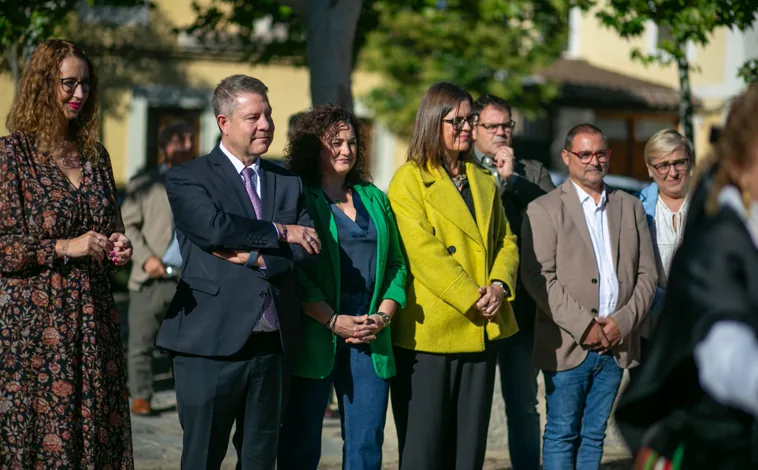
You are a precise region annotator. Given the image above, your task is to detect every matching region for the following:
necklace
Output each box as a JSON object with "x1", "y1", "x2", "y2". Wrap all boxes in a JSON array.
[
  {"x1": 451, "y1": 174, "x2": 467, "y2": 190},
  {"x1": 54, "y1": 155, "x2": 83, "y2": 169},
  {"x1": 443, "y1": 158, "x2": 467, "y2": 190}
]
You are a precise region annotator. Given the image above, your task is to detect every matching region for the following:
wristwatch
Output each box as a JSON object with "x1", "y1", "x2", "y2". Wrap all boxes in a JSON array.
[
  {"x1": 378, "y1": 311, "x2": 391, "y2": 327},
  {"x1": 492, "y1": 281, "x2": 509, "y2": 298}
]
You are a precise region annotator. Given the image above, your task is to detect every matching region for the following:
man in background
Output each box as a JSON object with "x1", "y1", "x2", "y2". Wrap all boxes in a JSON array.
[
  {"x1": 473, "y1": 93, "x2": 555, "y2": 470},
  {"x1": 122, "y1": 121, "x2": 196, "y2": 415}
]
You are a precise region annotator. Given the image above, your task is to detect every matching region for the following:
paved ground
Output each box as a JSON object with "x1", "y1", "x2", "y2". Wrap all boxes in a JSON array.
[
  {"x1": 118, "y1": 294, "x2": 633, "y2": 469},
  {"x1": 131, "y1": 373, "x2": 633, "y2": 470}
]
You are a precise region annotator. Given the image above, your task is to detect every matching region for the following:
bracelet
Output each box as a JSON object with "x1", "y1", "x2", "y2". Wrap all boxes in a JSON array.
[
  {"x1": 279, "y1": 224, "x2": 288, "y2": 241},
  {"x1": 63, "y1": 240, "x2": 70, "y2": 265},
  {"x1": 326, "y1": 313, "x2": 338, "y2": 332}
]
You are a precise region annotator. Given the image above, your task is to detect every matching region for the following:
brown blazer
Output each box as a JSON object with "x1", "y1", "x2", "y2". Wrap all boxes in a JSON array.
[
  {"x1": 520, "y1": 179, "x2": 658, "y2": 372},
  {"x1": 121, "y1": 168, "x2": 174, "y2": 291}
]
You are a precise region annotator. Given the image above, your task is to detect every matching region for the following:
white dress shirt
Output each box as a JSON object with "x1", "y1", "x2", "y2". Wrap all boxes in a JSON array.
[
  {"x1": 220, "y1": 142, "x2": 262, "y2": 197},
  {"x1": 573, "y1": 181, "x2": 619, "y2": 318},
  {"x1": 219, "y1": 142, "x2": 277, "y2": 332}
]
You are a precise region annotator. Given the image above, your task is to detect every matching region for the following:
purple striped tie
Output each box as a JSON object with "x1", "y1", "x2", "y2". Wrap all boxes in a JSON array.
[{"x1": 242, "y1": 167, "x2": 278, "y2": 329}]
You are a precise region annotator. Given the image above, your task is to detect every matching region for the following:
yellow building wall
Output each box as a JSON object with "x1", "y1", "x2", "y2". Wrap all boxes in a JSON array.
[
  {"x1": 577, "y1": 6, "x2": 727, "y2": 88},
  {"x1": 0, "y1": 74, "x2": 15, "y2": 134}
]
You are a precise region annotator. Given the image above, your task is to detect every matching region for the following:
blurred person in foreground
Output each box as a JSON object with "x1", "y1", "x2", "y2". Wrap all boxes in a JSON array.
[
  {"x1": 0, "y1": 39, "x2": 134, "y2": 467},
  {"x1": 122, "y1": 121, "x2": 196, "y2": 415},
  {"x1": 630, "y1": 129, "x2": 693, "y2": 385},
  {"x1": 277, "y1": 104, "x2": 407, "y2": 470},
  {"x1": 472, "y1": 93, "x2": 555, "y2": 470},
  {"x1": 388, "y1": 82, "x2": 520, "y2": 470},
  {"x1": 616, "y1": 84, "x2": 758, "y2": 469},
  {"x1": 521, "y1": 123, "x2": 657, "y2": 470}
]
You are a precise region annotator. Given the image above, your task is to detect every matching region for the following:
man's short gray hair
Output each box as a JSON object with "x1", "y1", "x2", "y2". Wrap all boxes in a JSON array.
[{"x1": 212, "y1": 75, "x2": 269, "y2": 117}]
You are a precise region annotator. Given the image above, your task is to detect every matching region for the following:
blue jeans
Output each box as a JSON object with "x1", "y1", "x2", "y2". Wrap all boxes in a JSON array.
[
  {"x1": 542, "y1": 351, "x2": 623, "y2": 470},
  {"x1": 278, "y1": 295, "x2": 389, "y2": 470},
  {"x1": 495, "y1": 331, "x2": 540, "y2": 470}
]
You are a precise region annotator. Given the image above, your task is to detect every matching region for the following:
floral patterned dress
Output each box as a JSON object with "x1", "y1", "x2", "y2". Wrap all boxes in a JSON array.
[{"x1": 0, "y1": 133, "x2": 133, "y2": 469}]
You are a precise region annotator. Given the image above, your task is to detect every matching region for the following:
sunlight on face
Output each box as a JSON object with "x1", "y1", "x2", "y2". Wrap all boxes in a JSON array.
[{"x1": 319, "y1": 122, "x2": 357, "y2": 178}]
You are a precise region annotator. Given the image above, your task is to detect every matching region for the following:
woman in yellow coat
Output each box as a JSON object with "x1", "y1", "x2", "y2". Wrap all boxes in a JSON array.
[{"x1": 388, "y1": 82, "x2": 520, "y2": 470}]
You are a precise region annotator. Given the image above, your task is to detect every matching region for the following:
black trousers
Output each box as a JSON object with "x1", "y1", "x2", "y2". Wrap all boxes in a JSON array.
[
  {"x1": 173, "y1": 331, "x2": 283, "y2": 470},
  {"x1": 391, "y1": 345, "x2": 497, "y2": 470}
]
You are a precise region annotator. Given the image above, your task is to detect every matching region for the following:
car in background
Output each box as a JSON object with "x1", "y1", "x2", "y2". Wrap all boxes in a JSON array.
[{"x1": 549, "y1": 172, "x2": 648, "y2": 195}]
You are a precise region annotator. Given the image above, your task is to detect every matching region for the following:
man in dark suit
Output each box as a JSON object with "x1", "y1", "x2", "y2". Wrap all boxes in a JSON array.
[
  {"x1": 472, "y1": 94, "x2": 555, "y2": 470},
  {"x1": 155, "y1": 75, "x2": 320, "y2": 470}
]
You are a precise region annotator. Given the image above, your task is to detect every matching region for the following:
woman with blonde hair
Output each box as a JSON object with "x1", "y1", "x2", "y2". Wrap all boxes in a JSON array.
[
  {"x1": 616, "y1": 83, "x2": 758, "y2": 469},
  {"x1": 387, "y1": 82, "x2": 520, "y2": 470},
  {"x1": 0, "y1": 39, "x2": 133, "y2": 467},
  {"x1": 630, "y1": 128, "x2": 694, "y2": 384}
]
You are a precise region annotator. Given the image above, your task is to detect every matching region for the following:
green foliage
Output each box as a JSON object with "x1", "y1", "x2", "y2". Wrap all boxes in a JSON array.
[
  {"x1": 0, "y1": 0, "x2": 152, "y2": 75},
  {"x1": 185, "y1": 0, "x2": 569, "y2": 136},
  {"x1": 739, "y1": 58, "x2": 758, "y2": 83},
  {"x1": 185, "y1": 0, "x2": 307, "y2": 65},
  {"x1": 360, "y1": 0, "x2": 570, "y2": 136}
]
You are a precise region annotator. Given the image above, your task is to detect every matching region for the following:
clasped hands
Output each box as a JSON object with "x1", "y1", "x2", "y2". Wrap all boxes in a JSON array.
[
  {"x1": 582, "y1": 317, "x2": 622, "y2": 354},
  {"x1": 332, "y1": 313, "x2": 388, "y2": 345},
  {"x1": 58, "y1": 231, "x2": 132, "y2": 266},
  {"x1": 476, "y1": 283, "x2": 506, "y2": 323}
]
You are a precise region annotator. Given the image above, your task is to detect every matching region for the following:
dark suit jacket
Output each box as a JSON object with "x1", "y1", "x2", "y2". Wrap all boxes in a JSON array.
[{"x1": 155, "y1": 145, "x2": 312, "y2": 358}]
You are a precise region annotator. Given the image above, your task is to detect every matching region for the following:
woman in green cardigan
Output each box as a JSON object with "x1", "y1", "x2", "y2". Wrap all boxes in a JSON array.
[{"x1": 277, "y1": 104, "x2": 407, "y2": 470}]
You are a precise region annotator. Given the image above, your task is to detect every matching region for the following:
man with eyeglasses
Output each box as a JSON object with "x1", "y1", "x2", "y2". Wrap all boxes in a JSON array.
[
  {"x1": 471, "y1": 94, "x2": 555, "y2": 469},
  {"x1": 630, "y1": 128, "x2": 693, "y2": 385},
  {"x1": 520, "y1": 123, "x2": 657, "y2": 469}
]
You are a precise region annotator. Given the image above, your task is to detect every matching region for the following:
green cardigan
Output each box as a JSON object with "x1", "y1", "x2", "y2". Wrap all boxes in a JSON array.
[{"x1": 293, "y1": 182, "x2": 407, "y2": 379}]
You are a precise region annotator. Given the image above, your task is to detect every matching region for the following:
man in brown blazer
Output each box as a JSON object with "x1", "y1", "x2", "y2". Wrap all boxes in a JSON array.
[
  {"x1": 473, "y1": 93, "x2": 555, "y2": 470},
  {"x1": 521, "y1": 123, "x2": 657, "y2": 470},
  {"x1": 122, "y1": 122, "x2": 195, "y2": 415}
]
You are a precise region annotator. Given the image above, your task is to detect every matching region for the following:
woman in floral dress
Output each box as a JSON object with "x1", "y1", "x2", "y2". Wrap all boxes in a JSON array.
[{"x1": 0, "y1": 39, "x2": 134, "y2": 468}]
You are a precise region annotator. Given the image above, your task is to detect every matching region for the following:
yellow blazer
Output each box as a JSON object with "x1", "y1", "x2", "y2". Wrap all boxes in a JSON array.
[{"x1": 387, "y1": 160, "x2": 520, "y2": 353}]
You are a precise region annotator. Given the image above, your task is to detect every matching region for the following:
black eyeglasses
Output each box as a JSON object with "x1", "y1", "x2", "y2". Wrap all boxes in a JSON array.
[
  {"x1": 566, "y1": 149, "x2": 612, "y2": 163},
  {"x1": 59, "y1": 78, "x2": 91, "y2": 94},
  {"x1": 442, "y1": 114, "x2": 479, "y2": 131},
  {"x1": 649, "y1": 158, "x2": 690, "y2": 176},
  {"x1": 478, "y1": 120, "x2": 516, "y2": 134}
]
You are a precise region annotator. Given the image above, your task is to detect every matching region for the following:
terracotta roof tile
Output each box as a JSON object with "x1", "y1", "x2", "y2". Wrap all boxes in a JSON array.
[{"x1": 539, "y1": 59, "x2": 700, "y2": 111}]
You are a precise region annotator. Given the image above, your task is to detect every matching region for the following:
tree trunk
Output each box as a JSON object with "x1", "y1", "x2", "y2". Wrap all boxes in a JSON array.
[
  {"x1": 307, "y1": 0, "x2": 363, "y2": 111},
  {"x1": 676, "y1": 50, "x2": 694, "y2": 156},
  {"x1": 278, "y1": 0, "x2": 362, "y2": 110}
]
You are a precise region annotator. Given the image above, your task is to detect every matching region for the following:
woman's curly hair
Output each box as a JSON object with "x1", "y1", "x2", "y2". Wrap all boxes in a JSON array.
[
  {"x1": 6, "y1": 39, "x2": 101, "y2": 164},
  {"x1": 284, "y1": 104, "x2": 369, "y2": 188}
]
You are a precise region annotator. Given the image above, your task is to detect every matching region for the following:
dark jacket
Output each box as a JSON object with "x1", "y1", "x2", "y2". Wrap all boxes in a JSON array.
[
  {"x1": 615, "y1": 176, "x2": 758, "y2": 468},
  {"x1": 155, "y1": 146, "x2": 313, "y2": 359},
  {"x1": 475, "y1": 149, "x2": 555, "y2": 333}
]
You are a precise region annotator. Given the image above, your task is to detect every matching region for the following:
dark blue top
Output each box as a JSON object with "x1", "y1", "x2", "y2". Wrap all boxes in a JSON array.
[{"x1": 330, "y1": 191, "x2": 378, "y2": 295}]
